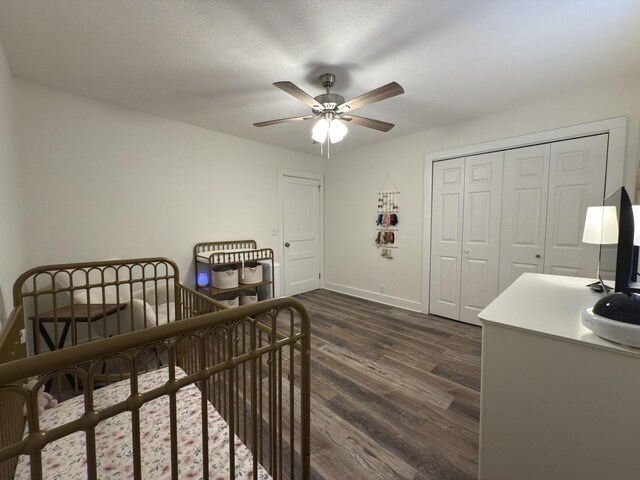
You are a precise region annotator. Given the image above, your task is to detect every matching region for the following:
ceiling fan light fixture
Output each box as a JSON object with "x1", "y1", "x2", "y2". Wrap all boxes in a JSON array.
[
  {"x1": 329, "y1": 119, "x2": 348, "y2": 143},
  {"x1": 311, "y1": 117, "x2": 329, "y2": 143}
]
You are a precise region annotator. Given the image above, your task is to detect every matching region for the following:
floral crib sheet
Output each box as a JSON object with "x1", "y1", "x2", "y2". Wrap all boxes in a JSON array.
[{"x1": 15, "y1": 367, "x2": 270, "y2": 480}]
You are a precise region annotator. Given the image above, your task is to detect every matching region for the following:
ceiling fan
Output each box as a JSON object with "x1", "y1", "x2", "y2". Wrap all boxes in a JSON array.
[{"x1": 254, "y1": 73, "x2": 404, "y2": 149}]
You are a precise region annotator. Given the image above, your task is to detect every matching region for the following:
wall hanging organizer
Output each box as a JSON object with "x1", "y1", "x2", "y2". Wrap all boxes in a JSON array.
[{"x1": 376, "y1": 175, "x2": 399, "y2": 259}]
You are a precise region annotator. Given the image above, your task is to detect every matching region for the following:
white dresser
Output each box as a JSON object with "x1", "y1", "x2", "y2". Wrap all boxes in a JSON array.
[{"x1": 478, "y1": 273, "x2": 640, "y2": 479}]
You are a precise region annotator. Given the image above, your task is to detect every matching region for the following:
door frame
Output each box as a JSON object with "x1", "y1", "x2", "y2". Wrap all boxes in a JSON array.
[
  {"x1": 278, "y1": 169, "x2": 325, "y2": 295},
  {"x1": 421, "y1": 116, "x2": 628, "y2": 315}
]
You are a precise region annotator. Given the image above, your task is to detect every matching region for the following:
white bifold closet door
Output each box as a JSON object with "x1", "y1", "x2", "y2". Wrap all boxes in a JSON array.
[
  {"x1": 430, "y1": 152, "x2": 504, "y2": 324},
  {"x1": 430, "y1": 158, "x2": 465, "y2": 320},
  {"x1": 459, "y1": 152, "x2": 504, "y2": 325},
  {"x1": 543, "y1": 135, "x2": 607, "y2": 277},
  {"x1": 498, "y1": 144, "x2": 550, "y2": 293},
  {"x1": 431, "y1": 134, "x2": 608, "y2": 324},
  {"x1": 499, "y1": 135, "x2": 607, "y2": 290}
]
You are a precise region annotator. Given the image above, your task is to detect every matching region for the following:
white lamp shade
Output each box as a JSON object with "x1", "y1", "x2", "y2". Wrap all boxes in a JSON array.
[
  {"x1": 582, "y1": 206, "x2": 619, "y2": 244},
  {"x1": 311, "y1": 118, "x2": 329, "y2": 143},
  {"x1": 329, "y1": 119, "x2": 348, "y2": 143},
  {"x1": 633, "y1": 205, "x2": 640, "y2": 246}
]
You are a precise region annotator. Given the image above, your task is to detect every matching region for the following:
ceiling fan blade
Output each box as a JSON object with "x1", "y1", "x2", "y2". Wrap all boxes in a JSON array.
[
  {"x1": 337, "y1": 82, "x2": 404, "y2": 113},
  {"x1": 342, "y1": 115, "x2": 395, "y2": 132},
  {"x1": 253, "y1": 115, "x2": 314, "y2": 127},
  {"x1": 273, "y1": 81, "x2": 321, "y2": 109}
]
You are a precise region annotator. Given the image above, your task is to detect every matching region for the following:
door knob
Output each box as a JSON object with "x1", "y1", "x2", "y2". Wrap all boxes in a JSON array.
[
  {"x1": 284, "y1": 242, "x2": 291, "y2": 248},
  {"x1": 535, "y1": 254, "x2": 541, "y2": 259},
  {"x1": 463, "y1": 249, "x2": 469, "y2": 254}
]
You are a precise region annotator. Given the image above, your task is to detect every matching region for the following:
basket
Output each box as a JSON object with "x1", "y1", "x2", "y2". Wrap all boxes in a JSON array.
[
  {"x1": 239, "y1": 262, "x2": 262, "y2": 285},
  {"x1": 215, "y1": 292, "x2": 239, "y2": 308},
  {"x1": 211, "y1": 266, "x2": 239, "y2": 289},
  {"x1": 239, "y1": 290, "x2": 258, "y2": 305}
]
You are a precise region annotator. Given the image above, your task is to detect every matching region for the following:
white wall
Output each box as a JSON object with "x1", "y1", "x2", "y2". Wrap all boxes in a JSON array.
[
  {"x1": 325, "y1": 79, "x2": 640, "y2": 310},
  {"x1": 9, "y1": 64, "x2": 640, "y2": 316},
  {"x1": 16, "y1": 81, "x2": 324, "y2": 286},
  {"x1": 0, "y1": 42, "x2": 22, "y2": 330}
]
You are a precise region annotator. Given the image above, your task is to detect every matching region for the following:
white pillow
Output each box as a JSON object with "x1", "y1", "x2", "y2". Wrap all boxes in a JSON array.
[{"x1": 54, "y1": 264, "x2": 131, "y2": 305}]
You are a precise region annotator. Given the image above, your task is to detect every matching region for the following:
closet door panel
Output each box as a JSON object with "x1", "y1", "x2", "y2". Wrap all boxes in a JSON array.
[
  {"x1": 460, "y1": 152, "x2": 504, "y2": 326},
  {"x1": 430, "y1": 158, "x2": 465, "y2": 320},
  {"x1": 498, "y1": 144, "x2": 550, "y2": 293},
  {"x1": 544, "y1": 135, "x2": 607, "y2": 277},
  {"x1": 436, "y1": 256, "x2": 459, "y2": 304},
  {"x1": 467, "y1": 191, "x2": 492, "y2": 242},
  {"x1": 462, "y1": 258, "x2": 491, "y2": 309}
]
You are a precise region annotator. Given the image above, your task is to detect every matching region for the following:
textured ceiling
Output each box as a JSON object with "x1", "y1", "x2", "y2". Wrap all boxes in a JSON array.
[{"x1": 1, "y1": 0, "x2": 640, "y2": 155}]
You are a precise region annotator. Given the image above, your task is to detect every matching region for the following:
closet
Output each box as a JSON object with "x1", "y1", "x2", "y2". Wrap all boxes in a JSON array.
[{"x1": 430, "y1": 134, "x2": 608, "y2": 325}]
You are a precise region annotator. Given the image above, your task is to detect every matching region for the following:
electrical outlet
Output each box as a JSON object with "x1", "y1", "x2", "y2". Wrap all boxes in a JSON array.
[
  {"x1": 19, "y1": 329, "x2": 26, "y2": 344},
  {"x1": 379, "y1": 285, "x2": 385, "y2": 294}
]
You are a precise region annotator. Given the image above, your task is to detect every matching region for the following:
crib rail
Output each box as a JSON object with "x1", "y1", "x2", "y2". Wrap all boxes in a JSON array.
[
  {"x1": 199, "y1": 247, "x2": 275, "y2": 266},
  {"x1": 0, "y1": 306, "x2": 27, "y2": 480},
  {"x1": 194, "y1": 240, "x2": 258, "y2": 255},
  {"x1": 13, "y1": 257, "x2": 195, "y2": 357},
  {"x1": 0, "y1": 297, "x2": 311, "y2": 480}
]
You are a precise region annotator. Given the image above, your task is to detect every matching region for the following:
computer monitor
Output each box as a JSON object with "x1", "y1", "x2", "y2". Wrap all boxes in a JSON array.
[{"x1": 599, "y1": 187, "x2": 639, "y2": 293}]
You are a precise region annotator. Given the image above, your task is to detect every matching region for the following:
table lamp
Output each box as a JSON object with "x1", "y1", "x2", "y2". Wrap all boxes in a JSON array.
[{"x1": 582, "y1": 205, "x2": 618, "y2": 292}]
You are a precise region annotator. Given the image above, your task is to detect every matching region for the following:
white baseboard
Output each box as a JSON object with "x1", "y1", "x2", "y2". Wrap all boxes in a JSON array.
[{"x1": 323, "y1": 282, "x2": 422, "y2": 312}]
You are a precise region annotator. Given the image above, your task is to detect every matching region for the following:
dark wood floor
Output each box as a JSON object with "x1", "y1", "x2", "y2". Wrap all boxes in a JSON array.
[{"x1": 294, "y1": 289, "x2": 482, "y2": 480}]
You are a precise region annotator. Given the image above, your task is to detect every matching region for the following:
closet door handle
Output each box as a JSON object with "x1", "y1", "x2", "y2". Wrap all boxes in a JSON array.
[
  {"x1": 535, "y1": 254, "x2": 541, "y2": 259},
  {"x1": 463, "y1": 249, "x2": 469, "y2": 254},
  {"x1": 284, "y1": 242, "x2": 291, "y2": 248}
]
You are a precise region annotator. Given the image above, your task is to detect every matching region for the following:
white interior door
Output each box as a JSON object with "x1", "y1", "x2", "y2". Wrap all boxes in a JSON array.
[
  {"x1": 460, "y1": 151, "x2": 504, "y2": 326},
  {"x1": 498, "y1": 144, "x2": 550, "y2": 293},
  {"x1": 544, "y1": 135, "x2": 608, "y2": 277},
  {"x1": 430, "y1": 158, "x2": 465, "y2": 320},
  {"x1": 283, "y1": 175, "x2": 321, "y2": 296}
]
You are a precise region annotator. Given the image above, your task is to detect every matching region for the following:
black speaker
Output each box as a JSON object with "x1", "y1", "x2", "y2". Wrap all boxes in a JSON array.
[{"x1": 593, "y1": 292, "x2": 640, "y2": 325}]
